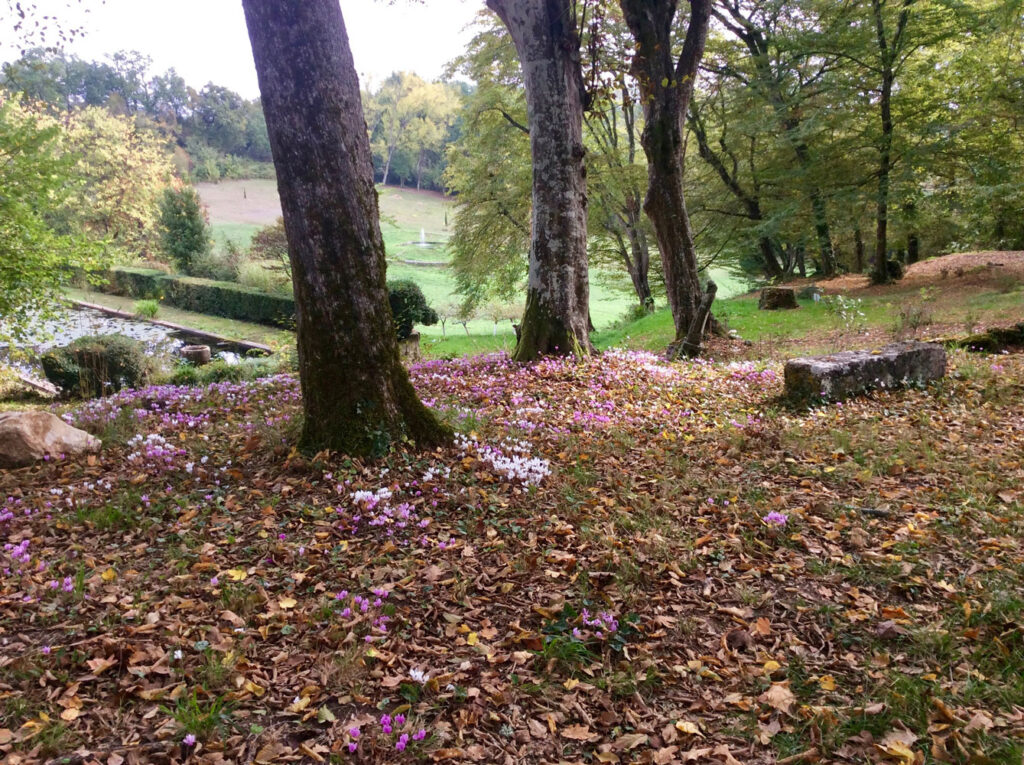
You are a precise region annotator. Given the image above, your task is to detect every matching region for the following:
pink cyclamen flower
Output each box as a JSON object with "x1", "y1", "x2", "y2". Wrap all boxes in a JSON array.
[
  {"x1": 41, "y1": 645, "x2": 51, "y2": 654},
  {"x1": 413, "y1": 728, "x2": 427, "y2": 741},
  {"x1": 347, "y1": 742, "x2": 357, "y2": 753},
  {"x1": 183, "y1": 733, "x2": 196, "y2": 746},
  {"x1": 763, "y1": 511, "x2": 788, "y2": 526}
]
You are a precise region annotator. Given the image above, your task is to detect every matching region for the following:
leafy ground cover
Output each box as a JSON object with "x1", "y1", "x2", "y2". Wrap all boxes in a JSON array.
[{"x1": 2, "y1": 342, "x2": 1023, "y2": 763}]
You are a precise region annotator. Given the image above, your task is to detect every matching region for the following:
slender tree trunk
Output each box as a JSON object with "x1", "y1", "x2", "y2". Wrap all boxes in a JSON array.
[
  {"x1": 688, "y1": 107, "x2": 783, "y2": 280},
  {"x1": 487, "y1": 0, "x2": 592, "y2": 360},
  {"x1": 382, "y1": 144, "x2": 395, "y2": 186},
  {"x1": 873, "y1": 65, "x2": 894, "y2": 284},
  {"x1": 621, "y1": 0, "x2": 712, "y2": 354},
  {"x1": 242, "y1": 0, "x2": 450, "y2": 456},
  {"x1": 854, "y1": 227, "x2": 866, "y2": 273}
]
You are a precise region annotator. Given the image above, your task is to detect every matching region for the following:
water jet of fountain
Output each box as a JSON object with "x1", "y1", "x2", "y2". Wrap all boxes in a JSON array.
[{"x1": 420, "y1": 227, "x2": 426, "y2": 246}]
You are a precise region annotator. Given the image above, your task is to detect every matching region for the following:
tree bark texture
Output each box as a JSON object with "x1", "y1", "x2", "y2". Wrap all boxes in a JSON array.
[
  {"x1": 242, "y1": 0, "x2": 450, "y2": 456},
  {"x1": 487, "y1": 0, "x2": 592, "y2": 360},
  {"x1": 621, "y1": 0, "x2": 711, "y2": 351}
]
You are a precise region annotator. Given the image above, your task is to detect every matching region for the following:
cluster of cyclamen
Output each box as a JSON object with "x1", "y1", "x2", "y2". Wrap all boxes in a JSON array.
[
  {"x1": 455, "y1": 434, "x2": 551, "y2": 487},
  {"x1": 338, "y1": 487, "x2": 431, "y2": 547},
  {"x1": 334, "y1": 588, "x2": 394, "y2": 641},
  {"x1": 125, "y1": 433, "x2": 188, "y2": 471},
  {"x1": 346, "y1": 715, "x2": 427, "y2": 754},
  {"x1": 573, "y1": 608, "x2": 619, "y2": 640},
  {"x1": 2, "y1": 539, "x2": 32, "y2": 577}
]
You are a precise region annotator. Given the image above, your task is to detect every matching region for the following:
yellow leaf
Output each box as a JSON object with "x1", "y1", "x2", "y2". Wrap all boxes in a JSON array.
[
  {"x1": 244, "y1": 680, "x2": 266, "y2": 697},
  {"x1": 467, "y1": 632, "x2": 478, "y2": 646},
  {"x1": 763, "y1": 660, "x2": 781, "y2": 674},
  {"x1": 101, "y1": 568, "x2": 116, "y2": 582},
  {"x1": 675, "y1": 720, "x2": 702, "y2": 736},
  {"x1": 226, "y1": 568, "x2": 248, "y2": 582},
  {"x1": 60, "y1": 707, "x2": 80, "y2": 721},
  {"x1": 818, "y1": 674, "x2": 837, "y2": 691},
  {"x1": 279, "y1": 597, "x2": 297, "y2": 609}
]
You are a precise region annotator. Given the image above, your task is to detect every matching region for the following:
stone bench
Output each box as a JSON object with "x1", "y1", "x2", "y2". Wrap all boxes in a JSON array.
[{"x1": 784, "y1": 342, "x2": 946, "y2": 402}]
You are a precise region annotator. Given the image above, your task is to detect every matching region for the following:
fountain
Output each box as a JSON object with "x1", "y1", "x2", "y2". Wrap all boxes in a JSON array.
[{"x1": 419, "y1": 227, "x2": 427, "y2": 246}]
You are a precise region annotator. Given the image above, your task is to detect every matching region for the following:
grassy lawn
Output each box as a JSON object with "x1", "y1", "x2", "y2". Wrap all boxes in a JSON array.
[{"x1": 199, "y1": 180, "x2": 751, "y2": 335}]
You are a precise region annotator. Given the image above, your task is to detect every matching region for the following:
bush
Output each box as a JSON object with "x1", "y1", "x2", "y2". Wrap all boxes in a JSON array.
[
  {"x1": 162, "y1": 357, "x2": 280, "y2": 386},
  {"x1": 388, "y1": 280, "x2": 438, "y2": 340},
  {"x1": 105, "y1": 267, "x2": 170, "y2": 299},
  {"x1": 237, "y1": 260, "x2": 290, "y2": 295},
  {"x1": 41, "y1": 334, "x2": 151, "y2": 398},
  {"x1": 189, "y1": 249, "x2": 240, "y2": 282},
  {"x1": 249, "y1": 218, "x2": 290, "y2": 279},
  {"x1": 158, "y1": 186, "x2": 213, "y2": 274},
  {"x1": 134, "y1": 299, "x2": 159, "y2": 318}
]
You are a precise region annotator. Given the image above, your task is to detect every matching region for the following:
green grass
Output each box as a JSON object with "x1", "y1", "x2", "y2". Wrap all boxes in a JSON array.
[{"x1": 201, "y1": 180, "x2": 751, "y2": 337}]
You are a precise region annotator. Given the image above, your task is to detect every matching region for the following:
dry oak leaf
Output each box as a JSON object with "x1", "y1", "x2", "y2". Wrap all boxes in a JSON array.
[
  {"x1": 562, "y1": 724, "x2": 600, "y2": 742},
  {"x1": 759, "y1": 682, "x2": 797, "y2": 714},
  {"x1": 613, "y1": 732, "x2": 648, "y2": 751}
]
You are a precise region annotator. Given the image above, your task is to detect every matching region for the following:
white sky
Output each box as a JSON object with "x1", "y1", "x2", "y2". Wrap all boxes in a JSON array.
[{"x1": 2, "y1": 0, "x2": 484, "y2": 98}]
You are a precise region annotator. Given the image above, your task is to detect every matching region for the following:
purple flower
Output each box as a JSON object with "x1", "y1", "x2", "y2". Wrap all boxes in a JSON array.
[
  {"x1": 396, "y1": 733, "x2": 409, "y2": 751},
  {"x1": 183, "y1": 733, "x2": 196, "y2": 746},
  {"x1": 349, "y1": 727, "x2": 360, "y2": 739},
  {"x1": 413, "y1": 728, "x2": 427, "y2": 741},
  {"x1": 763, "y1": 511, "x2": 788, "y2": 526}
]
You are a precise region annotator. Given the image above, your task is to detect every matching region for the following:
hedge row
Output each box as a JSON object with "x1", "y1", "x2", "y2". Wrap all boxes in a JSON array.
[{"x1": 101, "y1": 267, "x2": 296, "y2": 329}]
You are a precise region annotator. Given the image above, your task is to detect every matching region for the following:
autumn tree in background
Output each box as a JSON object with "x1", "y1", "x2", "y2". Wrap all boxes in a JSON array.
[
  {"x1": 242, "y1": 0, "x2": 451, "y2": 456},
  {"x1": 620, "y1": 0, "x2": 712, "y2": 356},
  {"x1": 0, "y1": 97, "x2": 101, "y2": 343},
  {"x1": 486, "y1": 0, "x2": 593, "y2": 361}
]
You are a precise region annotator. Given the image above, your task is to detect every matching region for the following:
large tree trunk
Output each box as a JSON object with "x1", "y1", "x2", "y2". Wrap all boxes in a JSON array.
[
  {"x1": 487, "y1": 0, "x2": 592, "y2": 360},
  {"x1": 621, "y1": 0, "x2": 711, "y2": 354},
  {"x1": 242, "y1": 0, "x2": 450, "y2": 456}
]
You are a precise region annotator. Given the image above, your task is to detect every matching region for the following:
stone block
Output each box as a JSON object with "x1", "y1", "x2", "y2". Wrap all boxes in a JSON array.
[{"x1": 785, "y1": 342, "x2": 946, "y2": 402}]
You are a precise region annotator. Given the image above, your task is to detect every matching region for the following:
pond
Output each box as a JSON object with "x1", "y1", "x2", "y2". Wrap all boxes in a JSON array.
[{"x1": 2, "y1": 305, "x2": 264, "y2": 380}]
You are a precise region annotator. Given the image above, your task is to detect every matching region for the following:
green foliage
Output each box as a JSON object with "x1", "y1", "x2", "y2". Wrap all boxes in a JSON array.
[
  {"x1": 162, "y1": 276, "x2": 295, "y2": 328},
  {"x1": 164, "y1": 690, "x2": 233, "y2": 742},
  {"x1": 106, "y1": 266, "x2": 169, "y2": 298},
  {"x1": 134, "y1": 299, "x2": 159, "y2": 318},
  {"x1": 40, "y1": 334, "x2": 151, "y2": 398},
  {"x1": 162, "y1": 357, "x2": 279, "y2": 387},
  {"x1": 388, "y1": 280, "x2": 438, "y2": 340},
  {"x1": 0, "y1": 97, "x2": 103, "y2": 343},
  {"x1": 159, "y1": 186, "x2": 212, "y2": 273},
  {"x1": 249, "y1": 217, "x2": 290, "y2": 279}
]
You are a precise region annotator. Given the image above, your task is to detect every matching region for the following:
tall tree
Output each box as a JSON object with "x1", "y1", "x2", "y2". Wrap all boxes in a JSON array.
[
  {"x1": 620, "y1": 0, "x2": 712, "y2": 355},
  {"x1": 486, "y1": 0, "x2": 593, "y2": 361},
  {"x1": 241, "y1": 0, "x2": 450, "y2": 456}
]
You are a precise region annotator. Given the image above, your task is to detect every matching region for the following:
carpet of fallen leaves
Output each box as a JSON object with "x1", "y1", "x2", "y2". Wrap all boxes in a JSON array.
[{"x1": 2, "y1": 347, "x2": 1024, "y2": 765}]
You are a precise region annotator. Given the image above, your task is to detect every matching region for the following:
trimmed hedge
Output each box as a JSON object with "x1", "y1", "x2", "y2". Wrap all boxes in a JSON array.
[
  {"x1": 102, "y1": 266, "x2": 295, "y2": 328},
  {"x1": 107, "y1": 267, "x2": 171, "y2": 299},
  {"x1": 164, "y1": 276, "x2": 295, "y2": 328},
  {"x1": 100, "y1": 267, "x2": 436, "y2": 335}
]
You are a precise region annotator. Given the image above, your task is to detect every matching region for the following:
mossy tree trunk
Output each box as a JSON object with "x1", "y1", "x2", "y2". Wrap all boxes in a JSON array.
[
  {"x1": 486, "y1": 0, "x2": 592, "y2": 361},
  {"x1": 621, "y1": 0, "x2": 712, "y2": 355},
  {"x1": 242, "y1": 0, "x2": 451, "y2": 456}
]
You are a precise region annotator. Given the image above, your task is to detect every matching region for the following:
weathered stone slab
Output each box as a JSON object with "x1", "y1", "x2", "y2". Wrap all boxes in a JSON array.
[
  {"x1": 0, "y1": 411, "x2": 100, "y2": 468},
  {"x1": 759, "y1": 287, "x2": 799, "y2": 310},
  {"x1": 398, "y1": 332, "x2": 422, "y2": 365},
  {"x1": 784, "y1": 342, "x2": 946, "y2": 402}
]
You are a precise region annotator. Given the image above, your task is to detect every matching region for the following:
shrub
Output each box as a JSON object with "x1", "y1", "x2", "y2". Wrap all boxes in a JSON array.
[
  {"x1": 249, "y1": 217, "x2": 291, "y2": 279},
  {"x1": 158, "y1": 186, "x2": 212, "y2": 273},
  {"x1": 388, "y1": 280, "x2": 438, "y2": 340},
  {"x1": 162, "y1": 357, "x2": 279, "y2": 386},
  {"x1": 189, "y1": 249, "x2": 240, "y2": 282},
  {"x1": 41, "y1": 334, "x2": 151, "y2": 398},
  {"x1": 105, "y1": 267, "x2": 170, "y2": 299},
  {"x1": 237, "y1": 260, "x2": 290, "y2": 295},
  {"x1": 134, "y1": 299, "x2": 159, "y2": 318}
]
